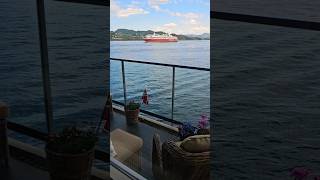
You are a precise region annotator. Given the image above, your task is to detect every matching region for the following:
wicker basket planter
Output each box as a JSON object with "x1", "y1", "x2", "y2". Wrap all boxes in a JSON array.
[
  {"x1": 46, "y1": 147, "x2": 94, "y2": 180},
  {"x1": 126, "y1": 108, "x2": 140, "y2": 125},
  {"x1": 197, "y1": 128, "x2": 210, "y2": 135},
  {"x1": 125, "y1": 101, "x2": 140, "y2": 125},
  {"x1": 45, "y1": 127, "x2": 97, "y2": 180}
]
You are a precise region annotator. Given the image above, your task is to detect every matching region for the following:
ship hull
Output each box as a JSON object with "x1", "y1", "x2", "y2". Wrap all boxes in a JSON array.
[{"x1": 144, "y1": 38, "x2": 178, "y2": 42}]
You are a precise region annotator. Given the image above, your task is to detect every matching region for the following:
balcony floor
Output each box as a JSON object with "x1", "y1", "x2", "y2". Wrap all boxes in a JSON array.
[
  {"x1": 0, "y1": 157, "x2": 49, "y2": 180},
  {"x1": 110, "y1": 111, "x2": 179, "y2": 180}
]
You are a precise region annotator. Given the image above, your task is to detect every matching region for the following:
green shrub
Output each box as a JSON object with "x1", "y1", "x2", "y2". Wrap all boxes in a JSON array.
[
  {"x1": 127, "y1": 100, "x2": 140, "y2": 110},
  {"x1": 46, "y1": 126, "x2": 98, "y2": 154}
]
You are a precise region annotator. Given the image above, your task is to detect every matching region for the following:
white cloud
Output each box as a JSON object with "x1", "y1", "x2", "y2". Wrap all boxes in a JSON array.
[
  {"x1": 117, "y1": 7, "x2": 149, "y2": 17},
  {"x1": 172, "y1": 12, "x2": 200, "y2": 19},
  {"x1": 154, "y1": 22, "x2": 177, "y2": 33},
  {"x1": 183, "y1": 17, "x2": 209, "y2": 34},
  {"x1": 191, "y1": 25, "x2": 209, "y2": 34},
  {"x1": 148, "y1": 0, "x2": 170, "y2": 10},
  {"x1": 163, "y1": 22, "x2": 177, "y2": 28},
  {"x1": 111, "y1": 0, "x2": 149, "y2": 18},
  {"x1": 154, "y1": 21, "x2": 208, "y2": 35},
  {"x1": 161, "y1": 11, "x2": 208, "y2": 34},
  {"x1": 149, "y1": 0, "x2": 169, "y2": 3},
  {"x1": 189, "y1": 19, "x2": 197, "y2": 25}
]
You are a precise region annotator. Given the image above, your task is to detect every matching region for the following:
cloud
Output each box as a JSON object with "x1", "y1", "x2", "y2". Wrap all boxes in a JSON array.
[
  {"x1": 183, "y1": 17, "x2": 209, "y2": 34},
  {"x1": 111, "y1": 0, "x2": 149, "y2": 18},
  {"x1": 154, "y1": 21, "x2": 208, "y2": 35},
  {"x1": 154, "y1": 22, "x2": 177, "y2": 33},
  {"x1": 189, "y1": 19, "x2": 197, "y2": 25},
  {"x1": 163, "y1": 22, "x2": 177, "y2": 28},
  {"x1": 117, "y1": 7, "x2": 149, "y2": 17},
  {"x1": 159, "y1": 11, "x2": 208, "y2": 34},
  {"x1": 172, "y1": 12, "x2": 200, "y2": 19},
  {"x1": 148, "y1": 0, "x2": 170, "y2": 10}
]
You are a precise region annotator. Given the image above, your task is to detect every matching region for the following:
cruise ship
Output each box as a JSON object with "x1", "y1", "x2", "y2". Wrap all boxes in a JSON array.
[{"x1": 144, "y1": 32, "x2": 178, "y2": 42}]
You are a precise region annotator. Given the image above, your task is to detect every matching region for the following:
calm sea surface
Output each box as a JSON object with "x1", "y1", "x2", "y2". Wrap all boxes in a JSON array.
[
  {"x1": 212, "y1": 20, "x2": 320, "y2": 179},
  {"x1": 110, "y1": 40, "x2": 210, "y2": 125},
  {"x1": 0, "y1": 0, "x2": 107, "y2": 165}
]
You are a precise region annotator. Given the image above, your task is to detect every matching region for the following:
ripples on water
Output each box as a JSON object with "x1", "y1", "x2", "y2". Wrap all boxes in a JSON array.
[
  {"x1": 212, "y1": 20, "x2": 320, "y2": 179},
  {"x1": 111, "y1": 40, "x2": 210, "y2": 125},
  {"x1": 0, "y1": 0, "x2": 107, "y2": 169}
]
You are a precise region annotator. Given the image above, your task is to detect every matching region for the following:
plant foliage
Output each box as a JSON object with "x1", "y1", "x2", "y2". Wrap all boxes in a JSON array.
[{"x1": 46, "y1": 126, "x2": 98, "y2": 154}]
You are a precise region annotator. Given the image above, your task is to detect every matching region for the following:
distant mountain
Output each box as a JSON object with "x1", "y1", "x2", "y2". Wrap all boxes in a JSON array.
[
  {"x1": 186, "y1": 33, "x2": 210, "y2": 39},
  {"x1": 111, "y1": 29, "x2": 210, "y2": 41}
]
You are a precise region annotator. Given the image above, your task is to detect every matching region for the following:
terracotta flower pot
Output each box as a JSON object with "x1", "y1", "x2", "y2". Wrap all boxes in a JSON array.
[
  {"x1": 46, "y1": 147, "x2": 95, "y2": 180},
  {"x1": 126, "y1": 108, "x2": 140, "y2": 125}
]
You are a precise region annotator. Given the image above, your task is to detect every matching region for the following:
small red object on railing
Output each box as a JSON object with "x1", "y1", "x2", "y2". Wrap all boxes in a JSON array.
[{"x1": 141, "y1": 88, "x2": 149, "y2": 105}]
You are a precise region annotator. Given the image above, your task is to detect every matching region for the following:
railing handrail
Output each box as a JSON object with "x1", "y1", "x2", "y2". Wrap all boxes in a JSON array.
[
  {"x1": 7, "y1": 121, "x2": 109, "y2": 162},
  {"x1": 112, "y1": 100, "x2": 183, "y2": 125},
  {"x1": 110, "y1": 57, "x2": 210, "y2": 71},
  {"x1": 211, "y1": 11, "x2": 320, "y2": 31},
  {"x1": 110, "y1": 57, "x2": 209, "y2": 126}
]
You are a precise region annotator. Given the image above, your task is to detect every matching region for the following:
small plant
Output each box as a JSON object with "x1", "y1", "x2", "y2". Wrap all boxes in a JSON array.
[
  {"x1": 127, "y1": 100, "x2": 140, "y2": 110},
  {"x1": 47, "y1": 126, "x2": 98, "y2": 154},
  {"x1": 126, "y1": 100, "x2": 141, "y2": 124}
]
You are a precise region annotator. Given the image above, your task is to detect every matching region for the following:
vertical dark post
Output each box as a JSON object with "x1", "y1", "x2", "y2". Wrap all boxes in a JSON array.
[
  {"x1": 0, "y1": 102, "x2": 9, "y2": 168},
  {"x1": 36, "y1": 0, "x2": 53, "y2": 134},
  {"x1": 121, "y1": 61, "x2": 127, "y2": 112},
  {"x1": 171, "y1": 67, "x2": 175, "y2": 120}
]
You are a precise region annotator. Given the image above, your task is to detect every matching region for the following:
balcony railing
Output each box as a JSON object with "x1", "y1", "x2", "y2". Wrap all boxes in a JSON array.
[
  {"x1": 110, "y1": 57, "x2": 210, "y2": 126},
  {"x1": 7, "y1": 121, "x2": 109, "y2": 162}
]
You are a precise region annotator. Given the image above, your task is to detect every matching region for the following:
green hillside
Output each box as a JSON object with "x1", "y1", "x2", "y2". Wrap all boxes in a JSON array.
[{"x1": 111, "y1": 29, "x2": 209, "y2": 41}]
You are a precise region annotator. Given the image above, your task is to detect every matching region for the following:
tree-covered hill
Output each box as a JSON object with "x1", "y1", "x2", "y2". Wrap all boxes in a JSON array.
[{"x1": 111, "y1": 29, "x2": 210, "y2": 41}]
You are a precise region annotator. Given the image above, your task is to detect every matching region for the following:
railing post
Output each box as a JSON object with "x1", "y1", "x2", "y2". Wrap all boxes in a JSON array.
[
  {"x1": 36, "y1": 0, "x2": 53, "y2": 134},
  {"x1": 0, "y1": 102, "x2": 9, "y2": 168},
  {"x1": 121, "y1": 61, "x2": 127, "y2": 112},
  {"x1": 171, "y1": 67, "x2": 175, "y2": 120}
]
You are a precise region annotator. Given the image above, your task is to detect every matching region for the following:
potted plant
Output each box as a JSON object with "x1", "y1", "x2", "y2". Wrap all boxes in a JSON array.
[
  {"x1": 126, "y1": 100, "x2": 140, "y2": 125},
  {"x1": 46, "y1": 126, "x2": 98, "y2": 180}
]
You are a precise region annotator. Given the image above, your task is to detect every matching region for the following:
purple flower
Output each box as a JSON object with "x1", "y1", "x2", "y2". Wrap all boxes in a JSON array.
[
  {"x1": 291, "y1": 167, "x2": 311, "y2": 180},
  {"x1": 198, "y1": 115, "x2": 209, "y2": 129}
]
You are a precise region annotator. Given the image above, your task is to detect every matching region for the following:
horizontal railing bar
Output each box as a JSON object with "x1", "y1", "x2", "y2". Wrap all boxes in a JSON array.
[
  {"x1": 7, "y1": 121, "x2": 109, "y2": 162},
  {"x1": 94, "y1": 148, "x2": 109, "y2": 162},
  {"x1": 55, "y1": 0, "x2": 109, "y2": 6},
  {"x1": 110, "y1": 58, "x2": 210, "y2": 71},
  {"x1": 112, "y1": 100, "x2": 183, "y2": 125},
  {"x1": 211, "y1": 11, "x2": 320, "y2": 31},
  {"x1": 8, "y1": 121, "x2": 48, "y2": 141}
]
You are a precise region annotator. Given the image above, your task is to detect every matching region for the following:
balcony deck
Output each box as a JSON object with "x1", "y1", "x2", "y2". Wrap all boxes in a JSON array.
[
  {"x1": 1, "y1": 137, "x2": 109, "y2": 180},
  {"x1": 0, "y1": 157, "x2": 49, "y2": 180},
  {"x1": 110, "y1": 109, "x2": 179, "y2": 180}
]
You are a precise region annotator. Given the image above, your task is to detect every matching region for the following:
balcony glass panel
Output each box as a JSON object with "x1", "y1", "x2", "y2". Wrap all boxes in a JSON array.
[
  {"x1": 0, "y1": 0, "x2": 46, "y2": 133},
  {"x1": 212, "y1": 19, "x2": 320, "y2": 179},
  {"x1": 213, "y1": 0, "x2": 320, "y2": 23}
]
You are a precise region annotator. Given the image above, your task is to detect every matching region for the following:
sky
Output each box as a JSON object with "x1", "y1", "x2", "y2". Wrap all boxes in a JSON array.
[{"x1": 110, "y1": 0, "x2": 210, "y2": 35}]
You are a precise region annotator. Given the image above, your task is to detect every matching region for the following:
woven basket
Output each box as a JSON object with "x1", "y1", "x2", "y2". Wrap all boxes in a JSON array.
[
  {"x1": 126, "y1": 108, "x2": 140, "y2": 125},
  {"x1": 46, "y1": 147, "x2": 95, "y2": 180}
]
